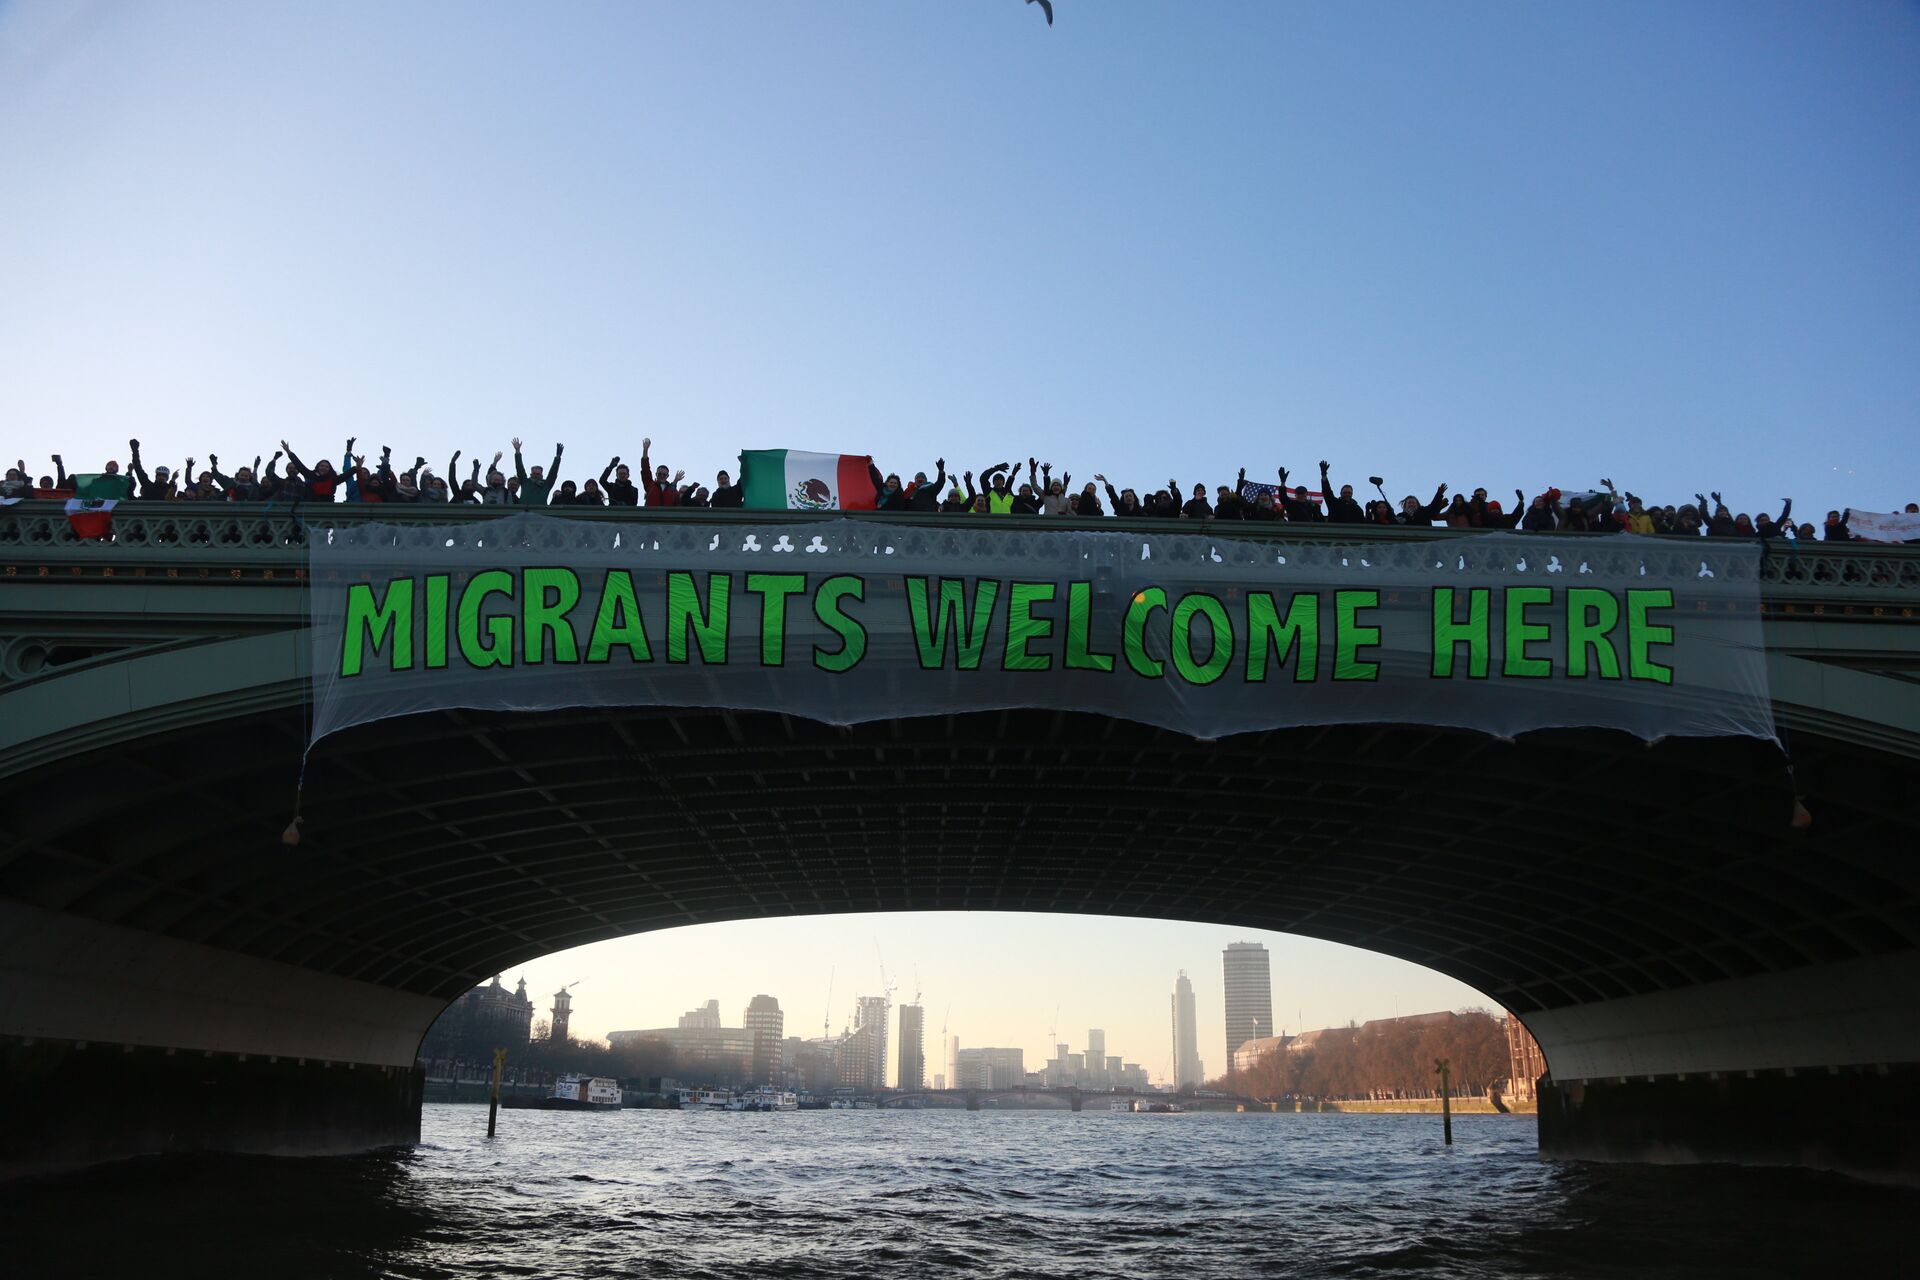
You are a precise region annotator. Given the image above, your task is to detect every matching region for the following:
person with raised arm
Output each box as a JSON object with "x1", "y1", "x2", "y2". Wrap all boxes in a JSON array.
[
  {"x1": 206, "y1": 453, "x2": 262, "y2": 502},
  {"x1": 1099, "y1": 475, "x2": 1142, "y2": 518},
  {"x1": 1034, "y1": 462, "x2": 1072, "y2": 515},
  {"x1": 638, "y1": 437, "x2": 681, "y2": 507},
  {"x1": 1074, "y1": 479, "x2": 1104, "y2": 517},
  {"x1": 281, "y1": 437, "x2": 352, "y2": 503},
  {"x1": 600, "y1": 456, "x2": 640, "y2": 506},
  {"x1": 1394, "y1": 482, "x2": 1447, "y2": 526},
  {"x1": 1319, "y1": 461, "x2": 1367, "y2": 523},
  {"x1": 127, "y1": 440, "x2": 177, "y2": 500},
  {"x1": 1, "y1": 461, "x2": 32, "y2": 500},
  {"x1": 903, "y1": 458, "x2": 947, "y2": 512},
  {"x1": 977, "y1": 461, "x2": 1018, "y2": 514},
  {"x1": 512, "y1": 437, "x2": 562, "y2": 506},
  {"x1": 709, "y1": 468, "x2": 743, "y2": 508},
  {"x1": 1277, "y1": 468, "x2": 1324, "y2": 523}
]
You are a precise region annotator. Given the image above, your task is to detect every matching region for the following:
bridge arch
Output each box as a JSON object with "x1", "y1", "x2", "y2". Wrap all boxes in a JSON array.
[{"x1": 2, "y1": 508, "x2": 1917, "y2": 1181}]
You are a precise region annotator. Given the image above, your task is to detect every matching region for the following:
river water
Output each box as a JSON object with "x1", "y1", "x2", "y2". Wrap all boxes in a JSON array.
[{"x1": 8, "y1": 1104, "x2": 1906, "y2": 1278}]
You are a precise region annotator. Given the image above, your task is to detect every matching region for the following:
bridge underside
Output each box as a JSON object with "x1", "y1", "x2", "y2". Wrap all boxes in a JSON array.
[{"x1": 3, "y1": 707, "x2": 1918, "y2": 1180}]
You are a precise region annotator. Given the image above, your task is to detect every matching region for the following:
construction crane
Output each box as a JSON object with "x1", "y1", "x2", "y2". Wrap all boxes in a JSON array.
[
  {"x1": 874, "y1": 939, "x2": 897, "y2": 1011},
  {"x1": 822, "y1": 966, "x2": 834, "y2": 1041}
]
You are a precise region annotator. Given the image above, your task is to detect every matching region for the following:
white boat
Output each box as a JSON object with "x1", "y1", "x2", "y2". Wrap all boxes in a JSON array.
[
  {"x1": 547, "y1": 1075, "x2": 622, "y2": 1109},
  {"x1": 676, "y1": 1089, "x2": 736, "y2": 1111},
  {"x1": 727, "y1": 1088, "x2": 799, "y2": 1112}
]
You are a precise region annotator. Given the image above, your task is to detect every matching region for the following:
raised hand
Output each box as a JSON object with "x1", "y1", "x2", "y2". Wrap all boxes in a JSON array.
[
  {"x1": 1711, "y1": 491, "x2": 1723, "y2": 504},
  {"x1": 1093, "y1": 474, "x2": 1106, "y2": 483},
  {"x1": 1238, "y1": 467, "x2": 1246, "y2": 481},
  {"x1": 1515, "y1": 489, "x2": 1524, "y2": 503},
  {"x1": 936, "y1": 457, "x2": 945, "y2": 470},
  {"x1": 511, "y1": 437, "x2": 523, "y2": 451},
  {"x1": 345, "y1": 436, "x2": 356, "y2": 452},
  {"x1": 642, "y1": 436, "x2": 651, "y2": 450},
  {"x1": 964, "y1": 470, "x2": 974, "y2": 482},
  {"x1": 1437, "y1": 483, "x2": 1448, "y2": 496},
  {"x1": 672, "y1": 469, "x2": 684, "y2": 482},
  {"x1": 1319, "y1": 459, "x2": 1329, "y2": 470},
  {"x1": 1600, "y1": 476, "x2": 1613, "y2": 489},
  {"x1": 610, "y1": 455, "x2": 620, "y2": 466},
  {"x1": 208, "y1": 453, "x2": 218, "y2": 467},
  {"x1": 413, "y1": 456, "x2": 425, "y2": 470},
  {"x1": 1278, "y1": 467, "x2": 1289, "y2": 483},
  {"x1": 130, "y1": 438, "x2": 141, "y2": 453},
  {"x1": 452, "y1": 450, "x2": 462, "y2": 463},
  {"x1": 555, "y1": 442, "x2": 565, "y2": 455},
  {"x1": 252, "y1": 455, "x2": 262, "y2": 470},
  {"x1": 492, "y1": 451, "x2": 503, "y2": 465}
]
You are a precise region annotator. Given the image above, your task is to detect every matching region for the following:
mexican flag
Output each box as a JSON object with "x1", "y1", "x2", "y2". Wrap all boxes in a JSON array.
[
  {"x1": 65, "y1": 497, "x2": 117, "y2": 539},
  {"x1": 739, "y1": 450, "x2": 878, "y2": 511}
]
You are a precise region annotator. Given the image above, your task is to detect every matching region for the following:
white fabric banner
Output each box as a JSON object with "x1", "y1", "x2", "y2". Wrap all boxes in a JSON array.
[
  {"x1": 1844, "y1": 509, "x2": 1920, "y2": 543},
  {"x1": 306, "y1": 516, "x2": 1777, "y2": 747}
]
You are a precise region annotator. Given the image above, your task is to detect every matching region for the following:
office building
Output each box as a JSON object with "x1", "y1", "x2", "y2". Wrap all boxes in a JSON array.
[
  {"x1": 744, "y1": 994, "x2": 784, "y2": 1085},
  {"x1": 953, "y1": 1046, "x2": 1025, "y2": 1089},
  {"x1": 1172, "y1": 970, "x2": 1203, "y2": 1088},
  {"x1": 1223, "y1": 941, "x2": 1274, "y2": 1072}
]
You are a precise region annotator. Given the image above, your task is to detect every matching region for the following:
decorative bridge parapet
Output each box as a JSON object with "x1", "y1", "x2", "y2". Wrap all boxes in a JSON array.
[{"x1": 3, "y1": 501, "x2": 1918, "y2": 612}]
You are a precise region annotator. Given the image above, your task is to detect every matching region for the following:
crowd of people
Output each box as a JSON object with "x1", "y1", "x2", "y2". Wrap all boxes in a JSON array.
[{"x1": 3, "y1": 438, "x2": 1910, "y2": 542}]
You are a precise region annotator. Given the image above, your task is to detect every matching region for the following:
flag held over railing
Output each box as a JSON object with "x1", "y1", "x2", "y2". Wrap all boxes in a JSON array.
[{"x1": 739, "y1": 450, "x2": 877, "y2": 511}]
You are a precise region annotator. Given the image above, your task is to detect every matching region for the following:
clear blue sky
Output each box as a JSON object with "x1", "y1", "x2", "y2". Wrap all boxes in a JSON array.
[{"x1": 3, "y1": 2, "x2": 1914, "y2": 1072}]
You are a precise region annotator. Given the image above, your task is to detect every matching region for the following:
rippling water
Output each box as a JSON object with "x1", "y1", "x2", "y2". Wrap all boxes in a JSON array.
[{"x1": 8, "y1": 1104, "x2": 1908, "y2": 1278}]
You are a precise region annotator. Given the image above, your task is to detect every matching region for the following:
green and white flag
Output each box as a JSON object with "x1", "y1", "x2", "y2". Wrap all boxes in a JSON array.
[{"x1": 739, "y1": 450, "x2": 877, "y2": 511}]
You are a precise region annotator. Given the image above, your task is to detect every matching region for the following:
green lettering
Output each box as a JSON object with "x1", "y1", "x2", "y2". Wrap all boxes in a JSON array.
[
  {"x1": 457, "y1": 570, "x2": 515, "y2": 669},
  {"x1": 1170, "y1": 593, "x2": 1233, "y2": 685},
  {"x1": 1431, "y1": 587, "x2": 1490, "y2": 678},
  {"x1": 813, "y1": 575, "x2": 866, "y2": 672},
  {"x1": 1333, "y1": 589, "x2": 1379, "y2": 681},
  {"x1": 1063, "y1": 581, "x2": 1115, "y2": 673},
  {"x1": 667, "y1": 572, "x2": 730, "y2": 664},
  {"x1": 905, "y1": 578, "x2": 1000, "y2": 670},
  {"x1": 1247, "y1": 592, "x2": 1318, "y2": 682},
  {"x1": 521, "y1": 567, "x2": 581, "y2": 664},
  {"x1": 586, "y1": 570, "x2": 652, "y2": 664},
  {"x1": 341, "y1": 578, "x2": 414, "y2": 677},
  {"x1": 747, "y1": 573, "x2": 808, "y2": 667},
  {"x1": 1004, "y1": 582, "x2": 1056, "y2": 671},
  {"x1": 1122, "y1": 588, "x2": 1167, "y2": 679},
  {"x1": 1503, "y1": 586, "x2": 1553, "y2": 678},
  {"x1": 1627, "y1": 588, "x2": 1674, "y2": 684},
  {"x1": 1566, "y1": 588, "x2": 1622, "y2": 679},
  {"x1": 424, "y1": 575, "x2": 448, "y2": 670}
]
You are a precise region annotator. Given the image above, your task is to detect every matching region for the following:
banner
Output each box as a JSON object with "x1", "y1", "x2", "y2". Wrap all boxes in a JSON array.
[
  {"x1": 306, "y1": 516, "x2": 1776, "y2": 747},
  {"x1": 1844, "y1": 509, "x2": 1920, "y2": 543}
]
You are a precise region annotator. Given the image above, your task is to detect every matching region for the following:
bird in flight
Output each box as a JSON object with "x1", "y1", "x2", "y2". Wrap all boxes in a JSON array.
[{"x1": 1027, "y1": 0, "x2": 1054, "y2": 27}]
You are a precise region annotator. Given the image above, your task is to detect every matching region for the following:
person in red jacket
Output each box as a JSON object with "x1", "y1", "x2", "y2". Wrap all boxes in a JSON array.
[{"x1": 639, "y1": 437, "x2": 681, "y2": 506}]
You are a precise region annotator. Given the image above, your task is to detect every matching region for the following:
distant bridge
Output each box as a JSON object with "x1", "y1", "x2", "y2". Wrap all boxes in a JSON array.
[
  {"x1": 879, "y1": 1087, "x2": 1256, "y2": 1111},
  {"x1": 2, "y1": 504, "x2": 1917, "y2": 1181}
]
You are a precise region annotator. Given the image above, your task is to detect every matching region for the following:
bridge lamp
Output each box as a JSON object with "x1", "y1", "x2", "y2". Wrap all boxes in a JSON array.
[{"x1": 281, "y1": 816, "x2": 304, "y2": 847}]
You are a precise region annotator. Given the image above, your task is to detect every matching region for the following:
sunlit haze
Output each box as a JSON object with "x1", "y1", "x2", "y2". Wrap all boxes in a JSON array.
[{"x1": 503, "y1": 912, "x2": 1490, "y2": 1086}]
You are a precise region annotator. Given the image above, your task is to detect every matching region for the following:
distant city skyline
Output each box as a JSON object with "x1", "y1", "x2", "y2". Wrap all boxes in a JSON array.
[{"x1": 495, "y1": 911, "x2": 1488, "y2": 1085}]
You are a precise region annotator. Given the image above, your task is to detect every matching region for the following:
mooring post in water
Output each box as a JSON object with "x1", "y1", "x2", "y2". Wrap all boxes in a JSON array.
[
  {"x1": 1434, "y1": 1057, "x2": 1453, "y2": 1146},
  {"x1": 487, "y1": 1047, "x2": 508, "y2": 1138}
]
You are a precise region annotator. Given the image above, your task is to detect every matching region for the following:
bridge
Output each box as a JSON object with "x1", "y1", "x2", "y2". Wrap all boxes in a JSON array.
[
  {"x1": 1, "y1": 502, "x2": 1916, "y2": 1180},
  {"x1": 879, "y1": 1088, "x2": 1257, "y2": 1111}
]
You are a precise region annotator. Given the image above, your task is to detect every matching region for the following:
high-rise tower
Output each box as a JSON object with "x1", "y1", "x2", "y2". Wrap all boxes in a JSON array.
[
  {"x1": 1222, "y1": 942, "x2": 1273, "y2": 1074},
  {"x1": 744, "y1": 994, "x2": 784, "y2": 1085},
  {"x1": 897, "y1": 1003, "x2": 926, "y2": 1090},
  {"x1": 550, "y1": 985, "x2": 573, "y2": 1044},
  {"x1": 1172, "y1": 970, "x2": 1202, "y2": 1088}
]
